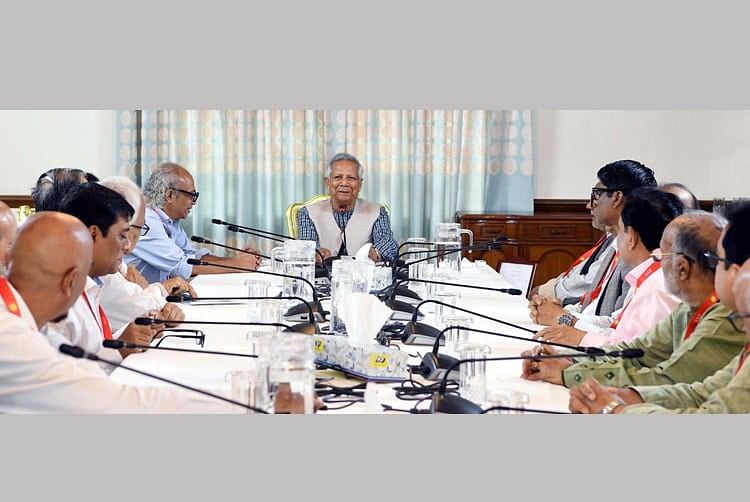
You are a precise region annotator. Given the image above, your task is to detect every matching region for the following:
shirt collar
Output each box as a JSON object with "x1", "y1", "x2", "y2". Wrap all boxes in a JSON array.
[
  {"x1": 5, "y1": 280, "x2": 41, "y2": 331},
  {"x1": 624, "y1": 253, "x2": 659, "y2": 287},
  {"x1": 86, "y1": 276, "x2": 103, "y2": 292},
  {"x1": 153, "y1": 205, "x2": 178, "y2": 225}
]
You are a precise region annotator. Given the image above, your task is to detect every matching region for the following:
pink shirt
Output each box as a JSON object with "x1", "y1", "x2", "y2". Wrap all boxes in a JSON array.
[{"x1": 580, "y1": 255, "x2": 680, "y2": 347}]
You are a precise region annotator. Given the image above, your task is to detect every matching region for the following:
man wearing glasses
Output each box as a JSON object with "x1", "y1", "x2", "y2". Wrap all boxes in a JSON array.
[
  {"x1": 530, "y1": 159, "x2": 658, "y2": 326},
  {"x1": 522, "y1": 211, "x2": 745, "y2": 390},
  {"x1": 127, "y1": 162, "x2": 261, "y2": 283},
  {"x1": 569, "y1": 202, "x2": 750, "y2": 413}
]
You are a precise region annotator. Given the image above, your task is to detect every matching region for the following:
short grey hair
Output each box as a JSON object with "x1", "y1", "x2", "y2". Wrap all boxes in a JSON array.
[
  {"x1": 672, "y1": 210, "x2": 727, "y2": 273},
  {"x1": 143, "y1": 162, "x2": 188, "y2": 208},
  {"x1": 100, "y1": 176, "x2": 145, "y2": 223},
  {"x1": 325, "y1": 152, "x2": 364, "y2": 179}
]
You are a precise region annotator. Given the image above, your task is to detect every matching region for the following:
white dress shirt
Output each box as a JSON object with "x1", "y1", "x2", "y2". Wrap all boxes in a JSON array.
[
  {"x1": 100, "y1": 263, "x2": 167, "y2": 332},
  {"x1": 44, "y1": 276, "x2": 127, "y2": 373},
  {"x1": 0, "y1": 281, "x2": 226, "y2": 413}
]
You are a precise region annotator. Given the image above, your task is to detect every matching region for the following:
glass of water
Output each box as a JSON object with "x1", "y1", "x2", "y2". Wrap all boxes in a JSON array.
[{"x1": 458, "y1": 343, "x2": 490, "y2": 406}]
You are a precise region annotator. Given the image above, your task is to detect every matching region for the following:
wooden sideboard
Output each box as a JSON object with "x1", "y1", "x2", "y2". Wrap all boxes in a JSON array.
[{"x1": 456, "y1": 199, "x2": 604, "y2": 289}]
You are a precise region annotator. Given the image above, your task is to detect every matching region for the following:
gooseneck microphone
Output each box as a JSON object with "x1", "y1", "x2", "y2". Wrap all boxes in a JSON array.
[
  {"x1": 133, "y1": 316, "x2": 293, "y2": 330},
  {"x1": 399, "y1": 299, "x2": 538, "y2": 346},
  {"x1": 211, "y1": 218, "x2": 331, "y2": 278},
  {"x1": 388, "y1": 278, "x2": 523, "y2": 304},
  {"x1": 191, "y1": 235, "x2": 269, "y2": 259},
  {"x1": 415, "y1": 324, "x2": 605, "y2": 381},
  {"x1": 391, "y1": 239, "x2": 511, "y2": 280},
  {"x1": 432, "y1": 348, "x2": 645, "y2": 414},
  {"x1": 102, "y1": 339, "x2": 258, "y2": 358},
  {"x1": 225, "y1": 224, "x2": 286, "y2": 244},
  {"x1": 211, "y1": 218, "x2": 293, "y2": 241},
  {"x1": 186, "y1": 258, "x2": 326, "y2": 321},
  {"x1": 166, "y1": 295, "x2": 316, "y2": 325},
  {"x1": 186, "y1": 258, "x2": 321, "y2": 303},
  {"x1": 58, "y1": 344, "x2": 268, "y2": 413},
  {"x1": 338, "y1": 207, "x2": 348, "y2": 256}
]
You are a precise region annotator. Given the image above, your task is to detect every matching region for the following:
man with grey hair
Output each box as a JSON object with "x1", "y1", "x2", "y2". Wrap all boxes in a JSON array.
[
  {"x1": 126, "y1": 162, "x2": 260, "y2": 283},
  {"x1": 297, "y1": 153, "x2": 397, "y2": 263}
]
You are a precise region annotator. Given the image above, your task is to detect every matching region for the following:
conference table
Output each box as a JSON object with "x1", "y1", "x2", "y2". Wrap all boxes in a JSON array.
[{"x1": 110, "y1": 260, "x2": 572, "y2": 414}]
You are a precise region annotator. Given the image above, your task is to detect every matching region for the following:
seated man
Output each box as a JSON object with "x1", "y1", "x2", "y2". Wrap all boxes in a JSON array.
[
  {"x1": 127, "y1": 162, "x2": 260, "y2": 283},
  {"x1": 0, "y1": 212, "x2": 225, "y2": 412},
  {"x1": 660, "y1": 182, "x2": 701, "y2": 210},
  {"x1": 99, "y1": 176, "x2": 191, "y2": 331},
  {"x1": 522, "y1": 211, "x2": 745, "y2": 388},
  {"x1": 296, "y1": 153, "x2": 397, "y2": 263},
  {"x1": 0, "y1": 201, "x2": 16, "y2": 276},
  {"x1": 535, "y1": 221, "x2": 613, "y2": 306},
  {"x1": 45, "y1": 183, "x2": 160, "y2": 367},
  {"x1": 535, "y1": 188, "x2": 683, "y2": 346},
  {"x1": 529, "y1": 159, "x2": 658, "y2": 327},
  {"x1": 569, "y1": 202, "x2": 750, "y2": 413}
]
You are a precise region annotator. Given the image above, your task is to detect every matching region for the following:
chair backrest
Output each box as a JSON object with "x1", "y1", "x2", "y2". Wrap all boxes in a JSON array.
[
  {"x1": 498, "y1": 257, "x2": 537, "y2": 298},
  {"x1": 286, "y1": 194, "x2": 331, "y2": 238}
]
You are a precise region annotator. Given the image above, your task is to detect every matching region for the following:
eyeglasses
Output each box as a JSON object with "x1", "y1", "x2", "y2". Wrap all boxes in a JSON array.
[
  {"x1": 153, "y1": 329, "x2": 205, "y2": 348},
  {"x1": 703, "y1": 251, "x2": 734, "y2": 270},
  {"x1": 728, "y1": 312, "x2": 750, "y2": 332},
  {"x1": 130, "y1": 222, "x2": 150, "y2": 236},
  {"x1": 590, "y1": 187, "x2": 619, "y2": 206},
  {"x1": 650, "y1": 250, "x2": 693, "y2": 263},
  {"x1": 170, "y1": 187, "x2": 200, "y2": 203}
]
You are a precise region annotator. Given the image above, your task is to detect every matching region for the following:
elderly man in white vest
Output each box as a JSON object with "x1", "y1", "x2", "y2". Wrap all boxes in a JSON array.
[{"x1": 297, "y1": 153, "x2": 398, "y2": 263}]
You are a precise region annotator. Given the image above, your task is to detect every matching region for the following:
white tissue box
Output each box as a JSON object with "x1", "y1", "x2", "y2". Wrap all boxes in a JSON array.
[{"x1": 313, "y1": 335, "x2": 408, "y2": 382}]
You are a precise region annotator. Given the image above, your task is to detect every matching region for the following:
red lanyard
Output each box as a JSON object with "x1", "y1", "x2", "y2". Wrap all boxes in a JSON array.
[
  {"x1": 581, "y1": 252, "x2": 620, "y2": 307},
  {"x1": 683, "y1": 291, "x2": 720, "y2": 341},
  {"x1": 737, "y1": 344, "x2": 750, "y2": 375},
  {"x1": 563, "y1": 235, "x2": 607, "y2": 278},
  {"x1": 82, "y1": 291, "x2": 113, "y2": 340},
  {"x1": 0, "y1": 277, "x2": 21, "y2": 317},
  {"x1": 610, "y1": 261, "x2": 662, "y2": 328}
]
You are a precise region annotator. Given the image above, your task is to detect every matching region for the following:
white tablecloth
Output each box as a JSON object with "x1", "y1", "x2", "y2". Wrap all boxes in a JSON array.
[{"x1": 110, "y1": 261, "x2": 571, "y2": 413}]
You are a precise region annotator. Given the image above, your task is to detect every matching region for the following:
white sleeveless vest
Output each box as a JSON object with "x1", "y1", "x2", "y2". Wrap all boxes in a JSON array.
[{"x1": 306, "y1": 199, "x2": 381, "y2": 256}]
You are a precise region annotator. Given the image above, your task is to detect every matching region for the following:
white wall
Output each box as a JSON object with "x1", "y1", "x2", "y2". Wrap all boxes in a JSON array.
[
  {"x1": 0, "y1": 110, "x2": 116, "y2": 194},
  {"x1": 534, "y1": 110, "x2": 750, "y2": 199}
]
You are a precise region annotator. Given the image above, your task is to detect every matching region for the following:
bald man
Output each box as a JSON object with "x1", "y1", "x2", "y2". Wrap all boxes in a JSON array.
[
  {"x1": 522, "y1": 211, "x2": 745, "y2": 389},
  {"x1": 0, "y1": 201, "x2": 17, "y2": 275},
  {"x1": 0, "y1": 212, "x2": 226, "y2": 412},
  {"x1": 126, "y1": 162, "x2": 260, "y2": 283}
]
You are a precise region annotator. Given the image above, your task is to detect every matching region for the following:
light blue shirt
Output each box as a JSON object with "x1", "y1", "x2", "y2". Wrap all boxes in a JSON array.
[{"x1": 125, "y1": 206, "x2": 209, "y2": 283}]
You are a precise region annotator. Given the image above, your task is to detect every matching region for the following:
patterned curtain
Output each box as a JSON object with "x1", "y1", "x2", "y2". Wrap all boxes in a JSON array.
[{"x1": 115, "y1": 110, "x2": 533, "y2": 253}]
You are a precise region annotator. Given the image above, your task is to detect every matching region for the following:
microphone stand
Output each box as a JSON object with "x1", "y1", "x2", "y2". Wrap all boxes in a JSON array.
[
  {"x1": 399, "y1": 299, "x2": 538, "y2": 346},
  {"x1": 102, "y1": 339, "x2": 258, "y2": 358},
  {"x1": 191, "y1": 235, "x2": 269, "y2": 259},
  {"x1": 186, "y1": 258, "x2": 327, "y2": 321},
  {"x1": 59, "y1": 344, "x2": 268, "y2": 413}
]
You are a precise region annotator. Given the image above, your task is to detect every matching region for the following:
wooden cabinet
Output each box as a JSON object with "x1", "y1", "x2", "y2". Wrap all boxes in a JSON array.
[{"x1": 457, "y1": 200, "x2": 604, "y2": 288}]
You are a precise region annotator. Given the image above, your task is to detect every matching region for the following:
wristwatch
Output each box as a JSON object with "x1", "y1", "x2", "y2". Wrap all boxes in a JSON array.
[
  {"x1": 557, "y1": 313, "x2": 575, "y2": 326},
  {"x1": 599, "y1": 400, "x2": 623, "y2": 414}
]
